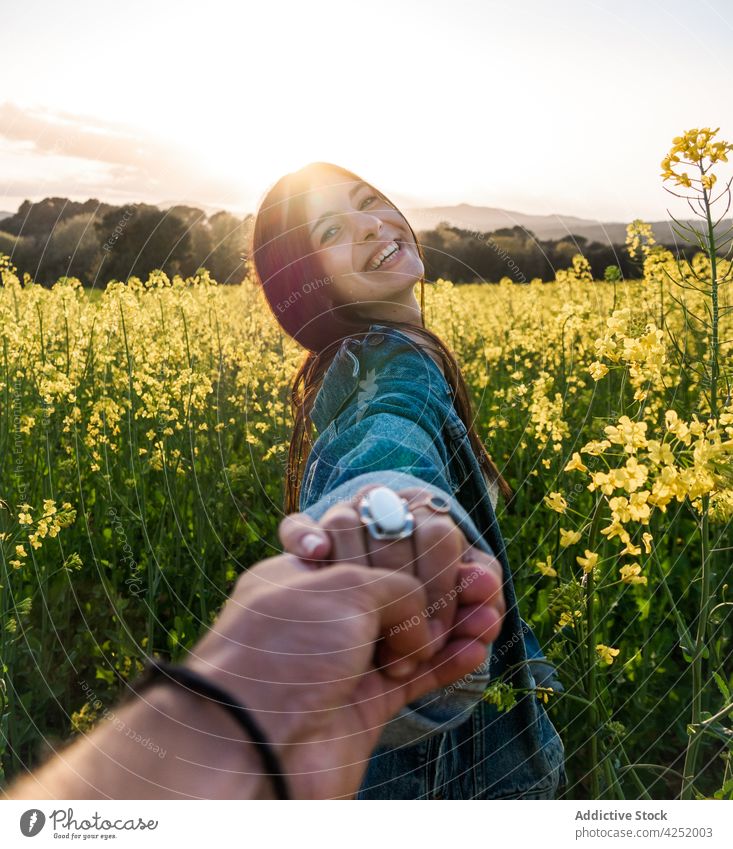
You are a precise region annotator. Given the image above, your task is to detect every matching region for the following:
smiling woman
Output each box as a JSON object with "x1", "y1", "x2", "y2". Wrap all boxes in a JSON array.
[
  {"x1": 250, "y1": 161, "x2": 512, "y2": 513},
  {"x1": 303, "y1": 177, "x2": 425, "y2": 316},
  {"x1": 247, "y1": 161, "x2": 565, "y2": 800}
]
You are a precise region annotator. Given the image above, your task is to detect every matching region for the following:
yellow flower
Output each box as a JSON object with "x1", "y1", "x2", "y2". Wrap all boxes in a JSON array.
[
  {"x1": 605, "y1": 415, "x2": 648, "y2": 453},
  {"x1": 620, "y1": 563, "x2": 648, "y2": 585},
  {"x1": 665, "y1": 410, "x2": 691, "y2": 445},
  {"x1": 559, "y1": 528, "x2": 582, "y2": 548},
  {"x1": 661, "y1": 127, "x2": 732, "y2": 189},
  {"x1": 544, "y1": 492, "x2": 568, "y2": 513},
  {"x1": 628, "y1": 491, "x2": 651, "y2": 523},
  {"x1": 646, "y1": 439, "x2": 674, "y2": 466},
  {"x1": 596, "y1": 644, "x2": 620, "y2": 665},
  {"x1": 557, "y1": 610, "x2": 582, "y2": 630},
  {"x1": 536, "y1": 687, "x2": 555, "y2": 704},
  {"x1": 19, "y1": 415, "x2": 35, "y2": 434},
  {"x1": 623, "y1": 457, "x2": 649, "y2": 492},
  {"x1": 642, "y1": 532, "x2": 653, "y2": 554},
  {"x1": 564, "y1": 452, "x2": 588, "y2": 473},
  {"x1": 626, "y1": 219, "x2": 656, "y2": 260},
  {"x1": 589, "y1": 361, "x2": 609, "y2": 380},
  {"x1": 600, "y1": 519, "x2": 630, "y2": 543},
  {"x1": 609, "y1": 496, "x2": 631, "y2": 523},
  {"x1": 576, "y1": 550, "x2": 599, "y2": 573},
  {"x1": 15, "y1": 544, "x2": 28, "y2": 559},
  {"x1": 581, "y1": 439, "x2": 611, "y2": 456},
  {"x1": 18, "y1": 504, "x2": 34, "y2": 524},
  {"x1": 536, "y1": 555, "x2": 557, "y2": 577}
]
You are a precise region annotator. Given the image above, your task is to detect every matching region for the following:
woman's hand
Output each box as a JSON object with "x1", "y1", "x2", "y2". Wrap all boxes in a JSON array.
[{"x1": 278, "y1": 484, "x2": 506, "y2": 655}]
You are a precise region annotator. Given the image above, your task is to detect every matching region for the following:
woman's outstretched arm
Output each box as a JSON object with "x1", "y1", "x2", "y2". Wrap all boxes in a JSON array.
[{"x1": 298, "y1": 387, "x2": 501, "y2": 749}]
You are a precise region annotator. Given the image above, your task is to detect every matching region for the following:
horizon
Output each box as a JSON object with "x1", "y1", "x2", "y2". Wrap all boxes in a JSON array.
[
  {"x1": 2, "y1": 0, "x2": 732, "y2": 222},
  {"x1": 0, "y1": 194, "x2": 721, "y2": 228}
]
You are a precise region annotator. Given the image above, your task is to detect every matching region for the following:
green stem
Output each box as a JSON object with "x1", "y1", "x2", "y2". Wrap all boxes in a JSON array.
[
  {"x1": 680, "y1": 186, "x2": 719, "y2": 799},
  {"x1": 586, "y1": 565, "x2": 600, "y2": 798},
  {"x1": 681, "y1": 495, "x2": 712, "y2": 798},
  {"x1": 585, "y1": 495, "x2": 604, "y2": 798},
  {"x1": 703, "y1": 192, "x2": 719, "y2": 419}
]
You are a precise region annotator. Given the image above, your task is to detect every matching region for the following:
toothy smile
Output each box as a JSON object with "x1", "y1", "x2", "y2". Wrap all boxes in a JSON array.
[{"x1": 367, "y1": 240, "x2": 402, "y2": 271}]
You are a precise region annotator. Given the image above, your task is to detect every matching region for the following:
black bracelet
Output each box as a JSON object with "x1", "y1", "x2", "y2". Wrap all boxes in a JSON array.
[{"x1": 125, "y1": 655, "x2": 290, "y2": 800}]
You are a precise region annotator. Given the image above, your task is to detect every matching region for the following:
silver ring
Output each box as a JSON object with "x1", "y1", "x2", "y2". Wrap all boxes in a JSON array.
[{"x1": 358, "y1": 486, "x2": 415, "y2": 541}]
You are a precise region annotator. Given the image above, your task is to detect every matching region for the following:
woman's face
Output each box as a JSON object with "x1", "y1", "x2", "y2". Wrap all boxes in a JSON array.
[{"x1": 303, "y1": 177, "x2": 424, "y2": 312}]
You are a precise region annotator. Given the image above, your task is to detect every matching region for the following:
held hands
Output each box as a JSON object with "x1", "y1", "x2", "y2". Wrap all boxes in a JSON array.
[
  {"x1": 186, "y1": 552, "x2": 502, "y2": 798},
  {"x1": 6, "y1": 486, "x2": 507, "y2": 801},
  {"x1": 279, "y1": 484, "x2": 506, "y2": 656},
  {"x1": 183, "y1": 486, "x2": 507, "y2": 799}
]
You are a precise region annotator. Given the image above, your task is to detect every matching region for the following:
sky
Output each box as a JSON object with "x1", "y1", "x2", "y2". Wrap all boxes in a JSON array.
[{"x1": 1, "y1": 0, "x2": 732, "y2": 222}]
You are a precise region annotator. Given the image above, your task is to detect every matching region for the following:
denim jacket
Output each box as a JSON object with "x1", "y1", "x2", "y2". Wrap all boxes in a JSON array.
[{"x1": 298, "y1": 323, "x2": 566, "y2": 799}]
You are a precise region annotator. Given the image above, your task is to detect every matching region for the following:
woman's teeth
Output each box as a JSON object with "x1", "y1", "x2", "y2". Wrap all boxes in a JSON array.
[{"x1": 368, "y1": 240, "x2": 401, "y2": 270}]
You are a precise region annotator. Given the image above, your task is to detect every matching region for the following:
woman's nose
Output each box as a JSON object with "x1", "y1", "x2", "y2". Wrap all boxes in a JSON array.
[{"x1": 354, "y1": 212, "x2": 383, "y2": 243}]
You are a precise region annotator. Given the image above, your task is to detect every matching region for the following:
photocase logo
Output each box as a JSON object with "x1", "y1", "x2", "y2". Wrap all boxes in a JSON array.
[
  {"x1": 355, "y1": 368, "x2": 378, "y2": 423},
  {"x1": 20, "y1": 809, "x2": 46, "y2": 837}
]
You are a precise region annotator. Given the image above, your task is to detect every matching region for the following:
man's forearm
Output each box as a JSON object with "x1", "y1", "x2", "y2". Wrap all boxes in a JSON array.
[{"x1": 6, "y1": 684, "x2": 273, "y2": 800}]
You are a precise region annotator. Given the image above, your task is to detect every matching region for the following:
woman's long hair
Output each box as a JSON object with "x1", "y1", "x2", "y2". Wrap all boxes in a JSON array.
[{"x1": 250, "y1": 162, "x2": 512, "y2": 513}]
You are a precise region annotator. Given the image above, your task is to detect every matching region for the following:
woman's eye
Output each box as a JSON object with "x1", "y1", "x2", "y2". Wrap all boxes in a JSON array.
[{"x1": 320, "y1": 196, "x2": 380, "y2": 243}]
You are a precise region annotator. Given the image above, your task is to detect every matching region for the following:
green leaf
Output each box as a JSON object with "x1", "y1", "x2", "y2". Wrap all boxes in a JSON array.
[
  {"x1": 714, "y1": 776, "x2": 733, "y2": 800},
  {"x1": 95, "y1": 667, "x2": 115, "y2": 685},
  {"x1": 713, "y1": 672, "x2": 730, "y2": 702}
]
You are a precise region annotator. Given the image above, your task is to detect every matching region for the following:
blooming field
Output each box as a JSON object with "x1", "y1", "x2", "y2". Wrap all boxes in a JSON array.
[{"x1": 0, "y1": 130, "x2": 731, "y2": 798}]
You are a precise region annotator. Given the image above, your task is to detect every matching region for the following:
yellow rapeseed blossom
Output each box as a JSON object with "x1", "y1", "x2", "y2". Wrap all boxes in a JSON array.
[
  {"x1": 559, "y1": 528, "x2": 582, "y2": 547},
  {"x1": 605, "y1": 415, "x2": 648, "y2": 453},
  {"x1": 626, "y1": 219, "x2": 656, "y2": 260},
  {"x1": 581, "y1": 439, "x2": 611, "y2": 456},
  {"x1": 665, "y1": 410, "x2": 691, "y2": 445},
  {"x1": 18, "y1": 503, "x2": 34, "y2": 524},
  {"x1": 544, "y1": 492, "x2": 568, "y2": 513},
  {"x1": 557, "y1": 609, "x2": 582, "y2": 630},
  {"x1": 661, "y1": 127, "x2": 733, "y2": 189},
  {"x1": 564, "y1": 453, "x2": 588, "y2": 473},
  {"x1": 620, "y1": 563, "x2": 648, "y2": 585},
  {"x1": 601, "y1": 519, "x2": 631, "y2": 544},
  {"x1": 576, "y1": 550, "x2": 599, "y2": 573},
  {"x1": 646, "y1": 439, "x2": 674, "y2": 466},
  {"x1": 536, "y1": 687, "x2": 555, "y2": 704},
  {"x1": 18, "y1": 415, "x2": 35, "y2": 434},
  {"x1": 596, "y1": 644, "x2": 621, "y2": 665},
  {"x1": 536, "y1": 555, "x2": 557, "y2": 577},
  {"x1": 589, "y1": 361, "x2": 609, "y2": 380}
]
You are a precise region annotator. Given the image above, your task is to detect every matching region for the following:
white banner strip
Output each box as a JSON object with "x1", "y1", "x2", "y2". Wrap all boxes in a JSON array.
[{"x1": 0, "y1": 800, "x2": 730, "y2": 847}]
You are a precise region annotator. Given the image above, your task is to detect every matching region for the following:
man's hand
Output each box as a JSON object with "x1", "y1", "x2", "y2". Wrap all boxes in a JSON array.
[{"x1": 185, "y1": 552, "x2": 503, "y2": 798}]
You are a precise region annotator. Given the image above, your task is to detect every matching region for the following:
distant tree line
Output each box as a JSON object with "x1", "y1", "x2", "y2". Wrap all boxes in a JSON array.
[
  {"x1": 0, "y1": 199, "x2": 698, "y2": 287},
  {"x1": 0, "y1": 198, "x2": 253, "y2": 286},
  {"x1": 417, "y1": 223, "x2": 697, "y2": 283}
]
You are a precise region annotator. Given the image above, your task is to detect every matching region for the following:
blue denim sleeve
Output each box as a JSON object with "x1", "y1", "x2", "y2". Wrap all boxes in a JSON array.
[{"x1": 299, "y1": 405, "x2": 498, "y2": 749}]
